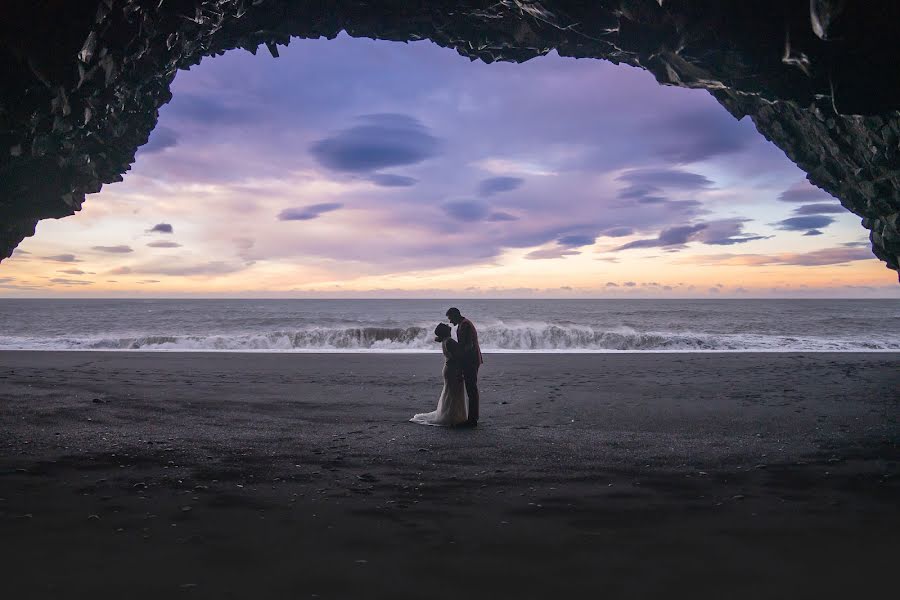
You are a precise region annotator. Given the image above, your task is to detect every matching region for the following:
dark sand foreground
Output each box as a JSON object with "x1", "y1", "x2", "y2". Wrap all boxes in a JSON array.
[{"x1": 1, "y1": 352, "x2": 898, "y2": 599}]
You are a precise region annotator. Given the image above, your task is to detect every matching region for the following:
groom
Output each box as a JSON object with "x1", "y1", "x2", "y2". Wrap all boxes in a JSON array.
[{"x1": 446, "y1": 307, "x2": 483, "y2": 427}]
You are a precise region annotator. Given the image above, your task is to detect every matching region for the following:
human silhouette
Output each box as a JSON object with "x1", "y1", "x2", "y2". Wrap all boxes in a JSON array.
[
  {"x1": 446, "y1": 307, "x2": 483, "y2": 427},
  {"x1": 409, "y1": 323, "x2": 468, "y2": 427}
]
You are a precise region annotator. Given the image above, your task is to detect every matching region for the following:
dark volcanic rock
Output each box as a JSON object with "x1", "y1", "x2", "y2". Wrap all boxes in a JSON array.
[
  {"x1": 715, "y1": 91, "x2": 900, "y2": 273},
  {"x1": 0, "y1": 0, "x2": 898, "y2": 278}
]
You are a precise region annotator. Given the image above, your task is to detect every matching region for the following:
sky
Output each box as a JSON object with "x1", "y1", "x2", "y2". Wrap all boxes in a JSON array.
[{"x1": 2, "y1": 33, "x2": 897, "y2": 298}]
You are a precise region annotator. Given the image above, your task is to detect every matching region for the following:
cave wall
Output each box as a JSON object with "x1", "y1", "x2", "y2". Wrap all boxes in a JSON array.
[{"x1": 1, "y1": 0, "x2": 898, "y2": 278}]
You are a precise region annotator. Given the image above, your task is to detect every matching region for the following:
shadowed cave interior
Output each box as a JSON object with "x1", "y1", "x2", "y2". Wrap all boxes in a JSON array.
[{"x1": 1, "y1": 0, "x2": 898, "y2": 280}]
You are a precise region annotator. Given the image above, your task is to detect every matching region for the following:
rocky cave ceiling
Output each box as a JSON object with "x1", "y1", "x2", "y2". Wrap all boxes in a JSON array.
[{"x1": 0, "y1": 0, "x2": 898, "y2": 280}]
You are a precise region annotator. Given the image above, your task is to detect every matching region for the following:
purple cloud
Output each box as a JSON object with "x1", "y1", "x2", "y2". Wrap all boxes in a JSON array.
[
  {"x1": 478, "y1": 176, "x2": 524, "y2": 197},
  {"x1": 784, "y1": 248, "x2": 872, "y2": 265},
  {"x1": 148, "y1": 223, "x2": 174, "y2": 234},
  {"x1": 616, "y1": 219, "x2": 766, "y2": 250},
  {"x1": 486, "y1": 212, "x2": 518, "y2": 222},
  {"x1": 278, "y1": 203, "x2": 343, "y2": 221},
  {"x1": 310, "y1": 114, "x2": 439, "y2": 173},
  {"x1": 617, "y1": 168, "x2": 714, "y2": 189},
  {"x1": 368, "y1": 173, "x2": 418, "y2": 187},
  {"x1": 601, "y1": 227, "x2": 634, "y2": 238},
  {"x1": 442, "y1": 200, "x2": 489, "y2": 222},
  {"x1": 92, "y1": 245, "x2": 133, "y2": 253},
  {"x1": 613, "y1": 168, "x2": 712, "y2": 211},
  {"x1": 699, "y1": 247, "x2": 874, "y2": 266},
  {"x1": 695, "y1": 219, "x2": 770, "y2": 246},
  {"x1": 778, "y1": 181, "x2": 836, "y2": 203},
  {"x1": 793, "y1": 203, "x2": 845, "y2": 215},
  {"x1": 44, "y1": 254, "x2": 80, "y2": 263},
  {"x1": 776, "y1": 215, "x2": 835, "y2": 232},
  {"x1": 616, "y1": 223, "x2": 708, "y2": 250},
  {"x1": 128, "y1": 262, "x2": 245, "y2": 276},
  {"x1": 50, "y1": 278, "x2": 92, "y2": 286},
  {"x1": 557, "y1": 234, "x2": 596, "y2": 247},
  {"x1": 525, "y1": 247, "x2": 581, "y2": 260}
]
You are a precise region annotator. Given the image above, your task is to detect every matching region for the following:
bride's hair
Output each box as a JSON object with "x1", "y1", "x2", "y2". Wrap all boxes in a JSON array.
[{"x1": 434, "y1": 322, "x2": 452, "y2": 342}]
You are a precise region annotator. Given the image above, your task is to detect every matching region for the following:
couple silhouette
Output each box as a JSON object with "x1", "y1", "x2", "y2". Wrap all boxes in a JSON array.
[{"x1": 410, "y1": 307, "x2": 483, "y2": 428}]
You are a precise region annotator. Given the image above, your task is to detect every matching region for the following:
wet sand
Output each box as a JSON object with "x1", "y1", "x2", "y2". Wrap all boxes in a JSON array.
[{"x1": 1, "y1": 351, "x2": 898, "y2": 599}]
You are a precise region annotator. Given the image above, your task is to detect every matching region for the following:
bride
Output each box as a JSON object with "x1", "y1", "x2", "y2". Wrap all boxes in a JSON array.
[{"x1": 410, "y1": 323, "x2": 468, "y2": 427}]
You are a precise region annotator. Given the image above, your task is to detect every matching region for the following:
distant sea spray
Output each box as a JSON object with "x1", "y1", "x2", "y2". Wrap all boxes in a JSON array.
[{"x1": 0, "y1": 299, "x2": 898, "y2": 352}]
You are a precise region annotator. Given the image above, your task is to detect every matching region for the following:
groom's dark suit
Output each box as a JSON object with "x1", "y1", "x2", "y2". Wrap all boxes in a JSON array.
[{"x1": 456, "y1": 317, "x2": 483, "y2": 424}]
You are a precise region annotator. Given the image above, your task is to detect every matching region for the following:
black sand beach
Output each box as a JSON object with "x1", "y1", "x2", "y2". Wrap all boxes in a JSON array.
[{"x1": 1, "y1": 352, "x2": 898, "y2": 598}]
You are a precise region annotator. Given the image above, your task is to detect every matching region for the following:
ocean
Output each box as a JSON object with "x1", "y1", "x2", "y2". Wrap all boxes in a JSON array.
[{"x1": 0, "y1": 299, "x2": 897, "y2": 352}]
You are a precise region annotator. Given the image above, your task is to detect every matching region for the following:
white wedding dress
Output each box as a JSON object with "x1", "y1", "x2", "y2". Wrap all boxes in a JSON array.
[{"x1": 409, "y1": 338, "x2": 468, "y2": 427}]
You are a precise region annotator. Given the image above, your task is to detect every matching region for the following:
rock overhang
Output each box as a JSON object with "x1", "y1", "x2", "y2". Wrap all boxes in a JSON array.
[{"x1": 0, "y1": 0, "x2": 898, "y2": 279}]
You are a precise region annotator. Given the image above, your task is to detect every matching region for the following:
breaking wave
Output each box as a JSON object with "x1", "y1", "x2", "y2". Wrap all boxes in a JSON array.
[{"x1": 1, "y1": 322, "x2": 897, "y2": 352}]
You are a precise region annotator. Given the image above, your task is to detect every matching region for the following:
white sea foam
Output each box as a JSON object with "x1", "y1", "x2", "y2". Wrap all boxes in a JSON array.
[{"x1": 0, "y1": 321, "x2": 897, "y2": 352}]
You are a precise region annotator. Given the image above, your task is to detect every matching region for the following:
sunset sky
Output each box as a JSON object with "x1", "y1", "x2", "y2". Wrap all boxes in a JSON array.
[{"x1": 2, "y1": 33, "x2": 897, "y2": 298}]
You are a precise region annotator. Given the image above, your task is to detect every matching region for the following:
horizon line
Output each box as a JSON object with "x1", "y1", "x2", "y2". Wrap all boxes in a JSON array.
[{"x1": 0, "y1": 296, "x2": 896, "y2": 301}]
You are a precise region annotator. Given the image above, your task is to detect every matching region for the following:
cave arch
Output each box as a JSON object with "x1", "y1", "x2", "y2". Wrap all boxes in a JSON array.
[{"x1": 1, "y1": 0, "x2": 898, "y2": 280}]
